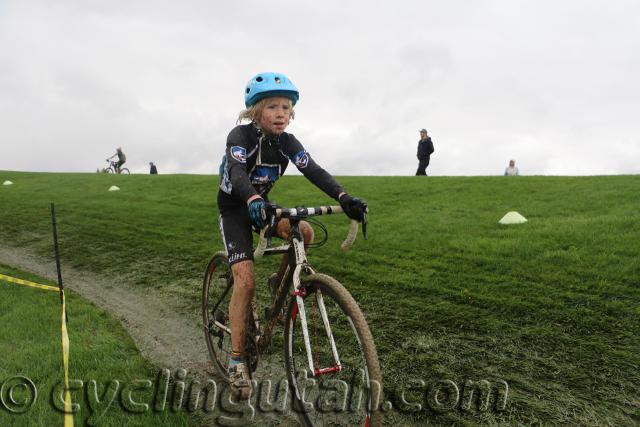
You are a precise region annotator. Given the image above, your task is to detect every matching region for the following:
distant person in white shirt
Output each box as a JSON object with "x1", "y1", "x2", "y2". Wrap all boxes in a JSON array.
[{"x1": 504, "y1": 159, "x2": 519, "y2": 176}]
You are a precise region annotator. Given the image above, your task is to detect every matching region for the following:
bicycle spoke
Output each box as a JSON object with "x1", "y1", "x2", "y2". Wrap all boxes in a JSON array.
[{"x1": 285, "y1": 275, "x2": 383, "y2": 426}]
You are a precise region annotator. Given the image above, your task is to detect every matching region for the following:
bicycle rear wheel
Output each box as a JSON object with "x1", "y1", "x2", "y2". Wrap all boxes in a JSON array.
[
  {"x1": 284, "y1": 273, "x2": 383, "y2": 427},
  {"x1": 119, "y1": 168, "x2": 130, "y2": 174},
  {"x1": 202, "y1": 251, "x2": 234, "y2": 380}
]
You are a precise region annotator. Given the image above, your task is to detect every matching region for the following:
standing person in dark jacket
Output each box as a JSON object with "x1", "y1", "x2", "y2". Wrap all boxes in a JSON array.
[
  {"x1": 416, "y1": 129, "x2": 434, "y2": 176},
  {"x1": 217, "y1": 72, "x2": 368, "y2": 399},
  {"x1": 149, "y1": 162, "x2": 158, "y2": 174}
]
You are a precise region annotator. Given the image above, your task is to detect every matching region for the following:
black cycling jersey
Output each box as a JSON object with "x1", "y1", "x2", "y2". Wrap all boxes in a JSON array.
[{"x1": 218, "y1": 123, "x2": 344, "y2": 208}]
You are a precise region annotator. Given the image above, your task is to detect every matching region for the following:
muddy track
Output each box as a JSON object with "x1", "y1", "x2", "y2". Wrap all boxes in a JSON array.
[{"x1": 0, "y1": 245, "x2": 298, "y2": 426}]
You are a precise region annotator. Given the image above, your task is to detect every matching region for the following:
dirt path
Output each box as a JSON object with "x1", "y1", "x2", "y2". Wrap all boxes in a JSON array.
[{"x1": 0, "y1": 246, "x2": 297, "y2": 426}]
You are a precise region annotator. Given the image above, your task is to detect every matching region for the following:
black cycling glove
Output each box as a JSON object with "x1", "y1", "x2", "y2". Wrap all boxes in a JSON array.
[{"x1": 339, "y1": 194, "x2": 368, "y2": 222}]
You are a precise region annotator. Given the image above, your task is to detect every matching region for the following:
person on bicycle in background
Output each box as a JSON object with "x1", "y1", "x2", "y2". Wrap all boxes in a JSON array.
[
  {"x1": 107, "y1": 147, "x2": 127, "y2": 173},
  {"x1": 217, "y1": 72, "x2": 367, "y2": 399}
]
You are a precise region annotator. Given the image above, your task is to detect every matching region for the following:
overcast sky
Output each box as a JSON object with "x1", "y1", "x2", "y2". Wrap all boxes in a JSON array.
[{"x1": 1, "y1": 0, "x2": 638, "y2": 176}]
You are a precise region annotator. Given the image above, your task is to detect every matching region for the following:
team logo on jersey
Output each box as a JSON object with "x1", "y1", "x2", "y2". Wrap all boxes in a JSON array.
[
  {"x1": 230, "y1": 146, "x2": 247, "y2": 163},
  {"x1": 292, "y1": 150, "x2": 310, "y2": 169},
  {"x1": 251, "y1": 165, "x2": 280, "y2": 184}
]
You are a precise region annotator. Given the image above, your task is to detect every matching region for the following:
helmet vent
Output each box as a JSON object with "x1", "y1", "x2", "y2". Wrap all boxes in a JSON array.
[
  {"x1": 274, "y1": 77, "x2": 281, "y2": 84},
  {"x1": 256, "y1": 76, "x2": 263, "y2": 82}
]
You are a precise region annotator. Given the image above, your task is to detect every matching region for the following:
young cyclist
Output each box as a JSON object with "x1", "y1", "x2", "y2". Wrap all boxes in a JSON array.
[{"x1": 217, "y1": 72, "x2": 367, "y2": 398}]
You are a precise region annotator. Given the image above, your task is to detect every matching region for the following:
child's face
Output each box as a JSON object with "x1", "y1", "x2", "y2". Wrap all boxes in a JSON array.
[{"x1": 258, "y1": 97, "x2": 291, "y2": 135}]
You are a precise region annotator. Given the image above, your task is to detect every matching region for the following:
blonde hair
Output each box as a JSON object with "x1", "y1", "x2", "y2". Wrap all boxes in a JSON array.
[{"x1": 237, "y1": 97, "x2": 296, "y2": 124}]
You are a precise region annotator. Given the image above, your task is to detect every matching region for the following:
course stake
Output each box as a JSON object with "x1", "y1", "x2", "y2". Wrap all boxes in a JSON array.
[{"x1": 51, "y1": 204, "x2": 67, "y2": 319}]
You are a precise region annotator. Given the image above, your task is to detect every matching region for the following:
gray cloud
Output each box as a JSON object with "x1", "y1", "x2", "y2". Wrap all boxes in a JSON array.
[{"x1": 1, "y1": 0, "x2": 638, "y2": 175}]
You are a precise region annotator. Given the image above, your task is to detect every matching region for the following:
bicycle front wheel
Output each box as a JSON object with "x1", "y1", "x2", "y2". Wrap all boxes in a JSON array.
[
  {"x1": 284, "y1": 273, "x2": 383, "y2": 427},
  {"x1": 202, "y1": 251, "x2": 233, "y2": 381}
]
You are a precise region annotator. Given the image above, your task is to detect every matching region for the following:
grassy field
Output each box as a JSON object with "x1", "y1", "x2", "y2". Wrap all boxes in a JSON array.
[
  {"x1": 0, "y1": 263, "x2": 192, "y2": 427},
  {"x1": 1, "y1": 170, "x2": 639, "y2": 425}
]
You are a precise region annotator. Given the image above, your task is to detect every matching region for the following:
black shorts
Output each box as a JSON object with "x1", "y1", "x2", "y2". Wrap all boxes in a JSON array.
[
  {"x1": 218, "y1": 202, "x2": 255, "y2": 265},
  {"x1": 218, "y1": 191, "x2": 288, "y2": 265}
]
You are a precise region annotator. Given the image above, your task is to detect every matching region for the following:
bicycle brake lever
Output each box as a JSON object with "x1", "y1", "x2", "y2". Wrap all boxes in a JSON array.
[
  {"x1": 361, "y1": 211, "x2": 368, "y2": 240},
  {"x1": 266, "y1": 214, "x2": 277, "y2": 246},
  {"x1": 265, "y1": 202, "x2": 278, "y2": 245}
]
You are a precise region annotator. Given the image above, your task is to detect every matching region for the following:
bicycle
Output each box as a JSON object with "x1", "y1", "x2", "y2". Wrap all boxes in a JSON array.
[
  {"x1": 104, "y1": 159, "x2": 130, "y2": 174},
  {"x1": 202, "y1": 203, "x2": 383, "y2": 426}
]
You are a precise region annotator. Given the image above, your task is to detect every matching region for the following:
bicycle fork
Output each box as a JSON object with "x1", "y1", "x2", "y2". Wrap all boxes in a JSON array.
[{"x1": 290, "y1": 239, "x2": 342, "y2": 377}]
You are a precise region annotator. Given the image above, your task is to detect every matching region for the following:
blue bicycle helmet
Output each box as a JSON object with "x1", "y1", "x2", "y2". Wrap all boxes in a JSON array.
[{"x1": 244, "y1": 72, "x2": 299, "y2": 108}]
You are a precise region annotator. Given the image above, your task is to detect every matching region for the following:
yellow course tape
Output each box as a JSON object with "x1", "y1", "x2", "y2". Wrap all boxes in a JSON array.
[
  {"x1": 0, "y1": 273, "x2": 59, "y2": 292},
  {"x1": 0, "y1": 273, "x2": 74, "y2": 426},
  {"x1": 61, "y1": 291, "x2": 74, "y2": 427}
]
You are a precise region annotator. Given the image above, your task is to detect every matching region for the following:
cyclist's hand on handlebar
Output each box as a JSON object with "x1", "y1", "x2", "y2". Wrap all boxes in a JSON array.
[
  {"x1": 248, "y1": 198, "x2": 267, "y2": 229},
  {"x1": 339, "y1": 193, "x2": 368, "y2": 222}
]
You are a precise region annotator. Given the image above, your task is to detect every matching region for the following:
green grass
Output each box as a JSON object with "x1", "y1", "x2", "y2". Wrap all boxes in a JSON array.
[
  {"x1": 1, "y1": 170, "x2": 639, "y2": 425},
  {"x1": 0, "y1": 264, "x2": 192, "y2": 427}
]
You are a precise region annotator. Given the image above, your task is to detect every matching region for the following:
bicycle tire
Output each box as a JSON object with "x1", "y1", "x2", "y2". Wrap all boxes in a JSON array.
[
  {"x1": 105, "y1": 167, "x2": 114, "y2": 173},
  {"x1": 284, "y1": 273, "x2": 383, "y2": 427},
  {"x1": 202, "y1": 251, "x2": 233, "y2": 381},
  {"x1": 119, "y1": 168, "x2": 130, "y2": 174}
]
